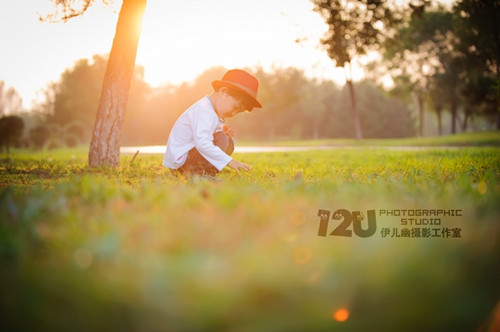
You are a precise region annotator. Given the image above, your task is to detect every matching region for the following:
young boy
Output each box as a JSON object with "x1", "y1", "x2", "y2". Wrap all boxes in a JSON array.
[{"x1": 162, "y1": 69, "x2": 262, "y2": 178}]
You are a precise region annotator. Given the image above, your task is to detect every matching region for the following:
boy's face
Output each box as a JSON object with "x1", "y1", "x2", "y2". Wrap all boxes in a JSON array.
[{"x1": 218, "y1": 91, "x2": 247, "y2": 119}]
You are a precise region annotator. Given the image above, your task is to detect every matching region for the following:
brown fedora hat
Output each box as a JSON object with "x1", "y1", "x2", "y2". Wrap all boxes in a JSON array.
[{"x1": 212, "y1": 69, "x2": 262, "y2": 111}]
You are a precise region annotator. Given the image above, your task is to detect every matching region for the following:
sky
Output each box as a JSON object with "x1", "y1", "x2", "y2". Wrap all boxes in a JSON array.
[{"x1": 0, "y1": 0, "x2": 364, "y2": 110}]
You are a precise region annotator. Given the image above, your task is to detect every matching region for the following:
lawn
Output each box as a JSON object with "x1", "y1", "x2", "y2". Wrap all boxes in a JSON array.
[{"x1": 1, "y1": 132, "x2": 499, "y2": 331}]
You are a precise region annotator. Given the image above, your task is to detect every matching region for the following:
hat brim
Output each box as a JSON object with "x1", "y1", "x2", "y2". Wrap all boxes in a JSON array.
[{"x1": 212, "y1": 80, "x2": 262, "y2": 111}]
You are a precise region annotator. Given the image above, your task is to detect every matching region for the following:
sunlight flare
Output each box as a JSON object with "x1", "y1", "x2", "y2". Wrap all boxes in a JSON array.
[{"x1": 332, "y1": 308, "x2": 350, "y2": 322}]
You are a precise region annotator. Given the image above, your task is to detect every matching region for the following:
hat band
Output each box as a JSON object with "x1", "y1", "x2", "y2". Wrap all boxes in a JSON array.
[{"x1": 223, "y1": 80, "x2": 258, "y2": 99}]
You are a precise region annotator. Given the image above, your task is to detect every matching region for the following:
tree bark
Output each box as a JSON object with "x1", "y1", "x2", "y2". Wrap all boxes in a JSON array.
[
  {"x1": 450, "y1": 98, "x2": 457, "y2": 134},
  {"x1": 436, "y1": 106, "x2": 442, "y2": 136},
  {"x1": 313, "y1": 121, "x2": 320, "y2": 140},
  {"x1": 412, "y1": 91, "x2": 425, "y2": 137},
  {"x1": 461, "y1": 106, "x2": 470, "y2": 132},
  {"x1": 88, "y1": 0, "x2": 146, "y2": 167}
]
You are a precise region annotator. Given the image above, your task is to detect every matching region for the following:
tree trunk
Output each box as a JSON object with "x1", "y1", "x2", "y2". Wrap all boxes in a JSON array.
[
  {"x1": 450, "y1": 98, "x2": 457, "y2": 134},
  {"x1": 346, "y1": 79, "x2": 362, "y2": 140},
  {"x1": 88, "y1": 0, "x2": 147, "y2": 167},
  {"x1": 313, "y1": 120, "x2": 320, "y2": 140},
  {"x1": 412, "y1": 91, "x2": 424, "y2": 137},
  {"x1": 436, "y1": 106, "x2": 442, "y2": 136},
  {"x1": 461, "y1": 106, "x2": 470, "y2": 132}
]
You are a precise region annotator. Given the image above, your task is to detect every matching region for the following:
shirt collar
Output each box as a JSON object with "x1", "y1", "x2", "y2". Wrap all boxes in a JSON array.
[{"x1": 207, "y1": 95, "x2": 225, "y2": 123}]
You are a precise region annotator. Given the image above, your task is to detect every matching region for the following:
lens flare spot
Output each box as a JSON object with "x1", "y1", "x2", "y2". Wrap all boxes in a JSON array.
[
  {"x1": 332, "y1": 308, "x2": 349, "y2": 322},
  {"x1": 283, "y1": 231, "x2": 298, "y2": 242},
  {"x1": 293, "y1": 246, "x2": 312, "y2": 264}
]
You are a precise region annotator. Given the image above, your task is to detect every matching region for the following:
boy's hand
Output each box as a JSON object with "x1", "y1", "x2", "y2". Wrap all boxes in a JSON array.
[
  {"x1": 227, "y1": 159, "x2": 251, "y2": 172},
  {"x1": 222, "y1": 125, "x2": 234, "y2": 138}
]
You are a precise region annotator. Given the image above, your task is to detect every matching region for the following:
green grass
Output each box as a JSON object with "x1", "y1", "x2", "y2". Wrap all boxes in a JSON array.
[{"x1": 1, "y1": 136, "x2": 499, "y2": 331}]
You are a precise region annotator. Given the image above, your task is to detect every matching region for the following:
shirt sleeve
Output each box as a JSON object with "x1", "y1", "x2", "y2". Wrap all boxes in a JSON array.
[{"x1": 191, "y1": 107, "x2": 232, "y2": 171}]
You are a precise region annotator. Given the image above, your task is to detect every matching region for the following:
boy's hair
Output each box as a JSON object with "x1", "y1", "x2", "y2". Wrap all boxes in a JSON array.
[{"x1": 217, "y1": 87, "x2": 253, "y2": 111}]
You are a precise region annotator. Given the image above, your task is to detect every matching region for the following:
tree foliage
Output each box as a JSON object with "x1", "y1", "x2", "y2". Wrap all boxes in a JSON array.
[
  {"x1": 40, "y1": 0, "x2": 108, "y2": 22},
  {"x1": 43, "y1": 54, "x2": 149, "y2": 144},
  {"x1": 382, "y1": 2, "x2": 446, "y2": 136},
  {"x1": 311, "y1": 0, "x2": 398, "y2": 140},
  {"x1": 142, "y1": 66, "x2": 415, "y2": 142},
  {"x1": 453, "y1": 0, "x2": 500, "y2": 127},
  {"x1": 0, "y1": 115, "x2": 24, "y2": 153},
  {"x1": 0, "y1": 81, "x2": 23, "y2": 116},
  {"x1": 51, "y1": 55, "x2": 108, "y2": 128},
  {"x1": 41, "y1": 62, "x2": 415, "y2": 144},
  {"x1": 312, "y1": 0, "x2": 396, "y2": 66},
  {"x1": 454, "y1": 0, "x2": 500, "y2": 78},
  {"x1": 381, "y1": 0, "x2": 500, "y2": 134}
]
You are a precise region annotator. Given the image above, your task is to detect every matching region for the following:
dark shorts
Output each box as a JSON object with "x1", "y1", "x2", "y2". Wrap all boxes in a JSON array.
[{"x1": 173, "y1": 132, "x2": 234, "y2": 177}]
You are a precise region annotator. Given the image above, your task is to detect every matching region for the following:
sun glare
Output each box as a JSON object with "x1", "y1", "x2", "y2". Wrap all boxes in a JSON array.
[
  {"x1": 1, "y1": 0, "x2": 348, "y2": 108},
  {"x1": 136, "y1": 0, "x2": 344, "y2": 87}
]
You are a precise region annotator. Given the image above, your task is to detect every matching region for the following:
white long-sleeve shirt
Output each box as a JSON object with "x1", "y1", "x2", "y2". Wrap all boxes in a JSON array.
[{"x1": 162, "y1": 96, "x2": 232, "y2": 171}]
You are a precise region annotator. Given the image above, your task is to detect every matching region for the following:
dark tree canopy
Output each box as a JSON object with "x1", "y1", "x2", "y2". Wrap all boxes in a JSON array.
[
  {"x1": 41, "y1": 0, "x2": 104, "y2": 21},
  {"x1": 0, "y1": 115, "x2": 24, "y2": 153},
  {"x1": 382, "y1": 0, "x2": 500, "y2": 133},
  {"x1": 312, "y1": 0, "x2": 396, "y2": 68},
  {"x1": 312, "y1": 0, "x2": 398, "y2": 140}
]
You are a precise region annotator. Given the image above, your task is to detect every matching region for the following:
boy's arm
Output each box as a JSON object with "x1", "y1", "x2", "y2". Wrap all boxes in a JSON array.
[{"x1": 192, "y1": 108, "x2": 232, "y2": 170}]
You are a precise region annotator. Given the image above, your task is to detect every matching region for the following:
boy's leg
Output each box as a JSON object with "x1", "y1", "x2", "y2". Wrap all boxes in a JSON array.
[
  {"x1": 178, "y1": 132, "x2": 234, "y2": 176},
  {"x1": 213, "y1": 131, "x2": 234, "y2": 155}
]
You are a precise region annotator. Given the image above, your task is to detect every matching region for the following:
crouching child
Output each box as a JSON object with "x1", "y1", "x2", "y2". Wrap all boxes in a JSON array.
[{"x1": 162, "y1": 69, "x2": 262, "y2": 179}]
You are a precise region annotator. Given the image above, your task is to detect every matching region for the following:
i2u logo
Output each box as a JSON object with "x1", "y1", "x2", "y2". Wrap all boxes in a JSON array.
[{"x1": 317, "y1": 209, "x2": 377, "y2": 238}]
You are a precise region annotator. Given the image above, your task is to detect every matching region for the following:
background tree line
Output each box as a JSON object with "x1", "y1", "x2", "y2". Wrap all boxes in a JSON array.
[
  {"x1": 313, "y1": 0, "x2": 499, "y2": 138},
  {"x1": 10, "y1": 59, "x2": 416, "y2": 147},
  {"x1": 379, "y1": 0, "x2": 498, "y2": 136},
  {"x1": 1, "y1": 53, "x2": 494, "y2": 150},
  {"x1": 1, "y1": 0, "x2": 498, "y2": 152}
]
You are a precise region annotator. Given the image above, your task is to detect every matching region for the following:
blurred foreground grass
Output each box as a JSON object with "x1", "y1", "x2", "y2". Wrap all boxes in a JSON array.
[{"x1": 1, "y1": 140, "x2": 499, "y2": 331}]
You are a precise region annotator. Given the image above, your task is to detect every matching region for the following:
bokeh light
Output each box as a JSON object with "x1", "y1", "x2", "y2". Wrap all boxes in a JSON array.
[{"x1": 332, "y1": 308, "x2": 350, "y2": 322}]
